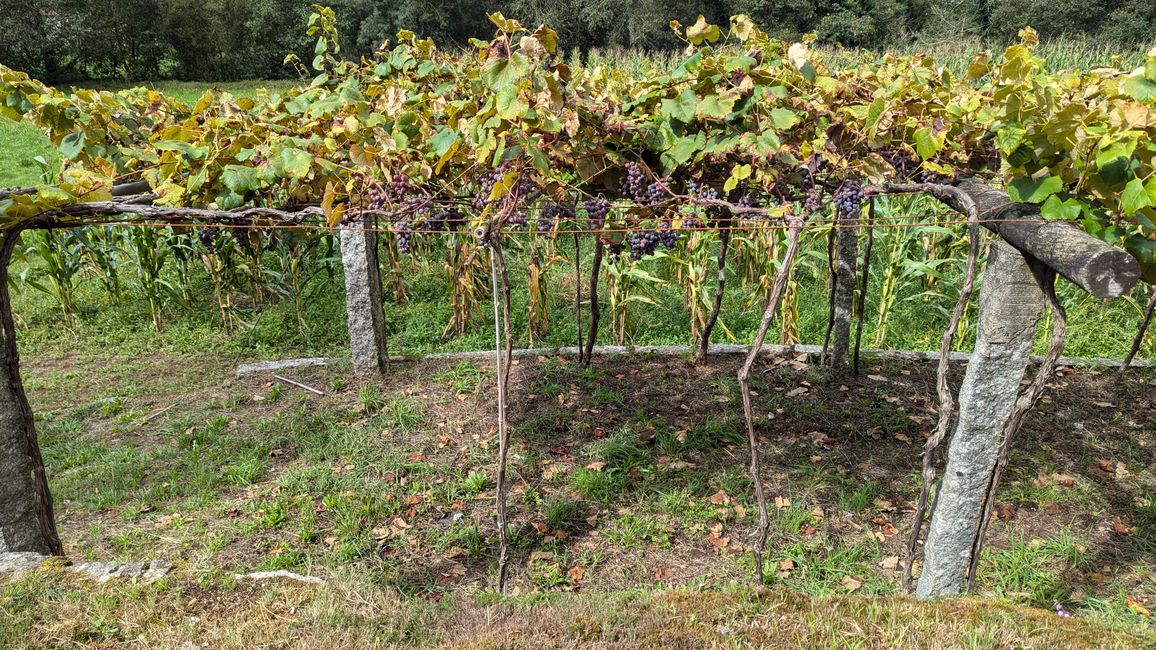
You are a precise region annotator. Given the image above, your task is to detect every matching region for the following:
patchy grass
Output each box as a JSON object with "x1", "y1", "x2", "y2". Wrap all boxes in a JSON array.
[
  {"x1": 0, "y1": 571, "x2": 1150, "y2": 649},
  {"x1": 3, "y1": 346, "x2": 1151, "y2": 646}
]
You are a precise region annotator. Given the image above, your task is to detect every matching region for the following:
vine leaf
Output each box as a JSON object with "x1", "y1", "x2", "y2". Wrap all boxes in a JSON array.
[
  {"x1": 1008, "y1": 175, "x2": 1062, "y2": 204},
  {"x1": 686, "y1": 16, "x2": 720, "y2": 45},
  {"x1": 1120, "y1": 177, "x2": 1153, "y2": 216}
]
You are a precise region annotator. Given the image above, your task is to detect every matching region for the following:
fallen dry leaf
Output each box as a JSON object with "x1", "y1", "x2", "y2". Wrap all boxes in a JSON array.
[
  {"x1": 774, "y1": 496, "x2": 791, "y2": 509},
  {"x1": 705, "y1": 532, "x2": 729, "y2": 549},
  {"x1": 840, "y1": 575, "x2": 862, "y2": 591},
  {"x1": 879, "y1": 556, "x2": 900, "y2": 570},
  {"x1": 438, "y1": 562, "x2": 466, "y2": 583},
  {"x1": 568, "y1": 565, "x2": 585, "y2": 582},
  {"x1": 1125, "y1": 595, "x2": 1151, "y2": 616}
]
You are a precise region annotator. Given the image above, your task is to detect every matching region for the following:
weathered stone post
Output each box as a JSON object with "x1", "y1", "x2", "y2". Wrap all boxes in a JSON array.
[
  {"x1": 340, "y1": 220, "x2": 388, "y2": 375},
  {"x1": 915, "y1": 240, "x2": 1044, "y2": 598},
  {"x1": 831, "y1": 222, "x2": 858, "y2": 369}
]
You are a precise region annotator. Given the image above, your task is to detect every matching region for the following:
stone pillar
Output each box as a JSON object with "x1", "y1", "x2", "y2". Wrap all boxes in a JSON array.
[
  {"x1": 916, "y1": 241, "x2": 1045, "y2": 599},
  {"x1": 831, "y1": 222, "x2": 858, "y2": 369},
  {"x1": 340, "y1": 220, "x2": 388, "y2": 375}
]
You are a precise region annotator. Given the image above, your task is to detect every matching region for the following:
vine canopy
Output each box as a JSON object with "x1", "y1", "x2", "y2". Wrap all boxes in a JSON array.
[{"x1": 0, "y1": 6, "x2": 1154, "y2": 281}]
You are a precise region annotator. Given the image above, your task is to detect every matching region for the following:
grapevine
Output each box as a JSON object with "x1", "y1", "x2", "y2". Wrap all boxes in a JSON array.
[{"x1": 0, "y1": 7, "x2": 1150, "y2": 594}]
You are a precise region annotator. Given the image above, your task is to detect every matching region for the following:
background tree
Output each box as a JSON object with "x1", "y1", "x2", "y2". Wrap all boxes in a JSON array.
[{"x1": 1, "y1": 1, "x2": 1153, "y2": 83}]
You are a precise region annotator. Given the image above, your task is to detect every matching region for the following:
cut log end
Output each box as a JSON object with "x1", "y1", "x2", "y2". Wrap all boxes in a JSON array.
[{"x1": 1078, "y1": 249, "x2": 1142, "y2": 299}]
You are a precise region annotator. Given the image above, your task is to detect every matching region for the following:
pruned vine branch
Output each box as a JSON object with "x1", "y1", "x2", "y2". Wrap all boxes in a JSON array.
[
  {"x1": 738, "y1": 212, "x2": 807, "y2": 584},
  {"x1": 901, "y1": 189, "x2": 981, "y2": 593}
]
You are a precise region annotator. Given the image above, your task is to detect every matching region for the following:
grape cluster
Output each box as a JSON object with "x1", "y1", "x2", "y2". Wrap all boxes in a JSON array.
[
  {"x1": 621, "y1": 162, "x2": 668, "y2": 205},
  {"x1": 395, "y1": 218, "x2": 414, "y2": 253},
  {"x1": 367, "y1": 186, "x2": 389, "y2": 210},
  {"x1": 474, "y1": 162, "x2": 538, "y2": 221},
  {"x1": 538, "y1": 202, "x2": 574, "y2": 234},
  {"x1": 198, "y1": 227, "x2": 221, "y2": 253},
  {"x1": 622, "y1": 162, "x2": 647, "y2": 203},
  {"x1": 644, "y1": 180, "x2": 667, "y2": 204},
  {"x1": 426, "y1": 209, "x2": 465, "y2": 232},
  {"x1": 833, "y1": 181, "x2": 866, "y2": 218},
  {"x1": 473, "y1": 162, "x2": 512, "y2": 212},
  {"x1": 686, "y1": 179, "x2": 720, "y2": 201},
  {"x1": 658, "y1": 223, "x2": 680, "y2": 249},
  {"x1": 626, "y1": 231, "x2": 661, "y2": 259},
  {"x1": 881, "y1": 149, "x2": 939, "y2": 182},
  {"x1": 583, "y1": 198, "x2": 610, "y2": 229},
  {"x1": 390, "y1": 173, "x2": 412, "y2": 198},
  {"x1": 803, "y1": 186, "x2": 824, "y2": 215}
]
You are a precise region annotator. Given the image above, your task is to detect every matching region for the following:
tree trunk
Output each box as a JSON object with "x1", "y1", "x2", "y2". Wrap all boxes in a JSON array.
[
  {"x1": 340, "y1": 219, "x2": 389, "y2": 375},
  {"x1": 0, "y1": 229, "x2": 63, "y2": 555},
  {"x1": 831, "y1": 219, "x2": 858, "y2": 369},
  {"x1": 915, "y1": 241, "x2": 1044, "y2": 599}
]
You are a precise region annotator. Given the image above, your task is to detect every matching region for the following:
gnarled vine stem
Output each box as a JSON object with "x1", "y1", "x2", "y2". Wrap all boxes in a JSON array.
[
  {"x1": 573, "y1": 232, "x2": 584, "y2": 355},
  {"x1": 895, "y1": 186, "x2": 982, "y2": 593},
  {"x1": 488, "y1": 235, "x2": 514, "y2": 593},
  {"x1": 853, "y1": 198, "x2": 876, "y2": 375},
  {"x1": 1120, "y1": 286, "x2": 1155, "y2": 374},
  {"x1": 821, "y1": 226, "x2": 837, "y2": 367},
  {"x1": 582, "y1": 236, "x2": 604, "y2": 368},
  {"x1": 738, "y1": 213, "x2": 806, "y2": 584}
]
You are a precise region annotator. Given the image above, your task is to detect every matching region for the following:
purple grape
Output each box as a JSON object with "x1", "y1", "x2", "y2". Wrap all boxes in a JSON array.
[{"x1": 583, "y1": 198, "x2": 610, "y2": 229}]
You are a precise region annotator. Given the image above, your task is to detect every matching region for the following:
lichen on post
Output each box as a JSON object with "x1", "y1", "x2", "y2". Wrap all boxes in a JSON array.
[
  {"x1": 915, "y1": 241, "x2": 1045, "y2": 599},
  {"x1": 340, "y1": 218, "x2": 389, "y2": 376}
]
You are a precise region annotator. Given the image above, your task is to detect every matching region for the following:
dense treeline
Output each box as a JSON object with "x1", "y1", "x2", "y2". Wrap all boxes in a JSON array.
[{"x1": 5, "y1": 0, "x2": 1155, "y2": 82}]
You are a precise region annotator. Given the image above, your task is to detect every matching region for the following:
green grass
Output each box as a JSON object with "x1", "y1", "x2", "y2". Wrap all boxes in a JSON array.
[
  {"x1": 2, "y1": 573, "x2": 1150, "y2": 649},
  {"x1": 0, "y1": 119, "x2": 57, "y2": 187},
  {"x1": 8, "y1": 330, "x2": 1154, "y2": 646}
]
